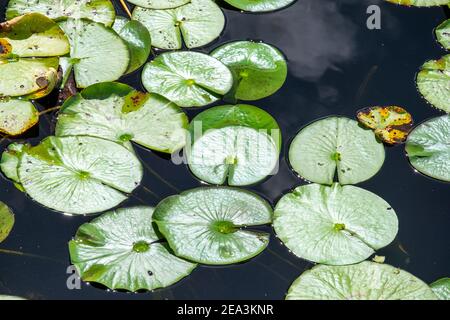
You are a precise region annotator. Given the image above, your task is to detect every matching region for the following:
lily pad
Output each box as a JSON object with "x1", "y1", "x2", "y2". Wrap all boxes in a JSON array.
[
  {"x1": 142, "y1": 51, "x2": 233, "y2": 108},
  {"x1": 188, "y1": 126, "x2": 279, "y2": 186},
  {"x1": 289, "y1": 117, "x2": 385, "y2": 185},
  {"x1": 286, "y1": 261, "x2": 438, "y2": 300},
  {"x1": 58, "y1": 19, "x2": 130, "y2": 88},
  {"x1": 69, "y1": 206, "x2": 196, "y2": 291},
  {"x1": 128, "y1": 0, "x2": 190, "y2": 9},
  {"x1": 12, "y1": 136, "x2": 143, "y2": 215},
  {"x1": 0, "y1": 295, "x2": 25, "y2": 300},
  {"x1": 416, "y1": 55, "x2": 450, "y2": 113},
  {"x1": 405, "y1": 115, "x2": 450, "y2": 182},
  {"x1": 357, "y1": 106, "x2": 413, "y2": 145},
  {"x1": 430, "y1": 278, "x2": 450, "y2": 300},
  {"x1": 385, "y1": 0, "x2": 450, "y2": 6},
  {"x1": 132, "y1": 0, "x2": 225, "y2": 50},
  {"x1": 274, "y1": 183, "x2": 398, "y2": 265},
  {"x1": 224, "y1": 0, "x2": 296, "y2": 13},
  {"x1": 56, "y1": 82, "x2": 188, "y2": 153},
  {"x1": 0, "y1": 99, "x2": 39, "y2": 136},
  {"x1": 211, "y1": 41, "x2": 287, "y2": 101},
  {"x1": 0, "y1": 202, "x2": 14, "y2": 243},
  {"x1": 153, "y1": 187, "x2": 272, "y2": 265},
  {"x1": 6, "y1": 0, "x2": 116, "y2": 26},
  {"x1": 436, "y1": 19, "x2": 450, "y2": 50},
  {"x1": 112, "y1": 17, "x2": 152, "y2": 74},
  {"x1": 1, "y1": 143, "x2": 24, "y2": 183}
]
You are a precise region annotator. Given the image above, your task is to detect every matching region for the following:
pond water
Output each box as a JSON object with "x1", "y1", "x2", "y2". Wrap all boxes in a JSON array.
[{"x1": 0, "y1": 0, "x2": 448, "y2": 299}]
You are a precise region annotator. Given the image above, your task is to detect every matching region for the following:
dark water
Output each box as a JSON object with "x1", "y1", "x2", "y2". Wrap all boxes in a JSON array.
[{"x1": 0, "y1": 0, "x2": 448, "y2": 300}]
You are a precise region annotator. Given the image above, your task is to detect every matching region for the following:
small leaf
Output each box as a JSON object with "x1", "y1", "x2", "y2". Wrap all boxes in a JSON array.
[
  {"x1": 0, "y1": 99, "x2": 38, "y2": 136},
  {"x1": 224, "y1": 0, "x2": 296, "y2": 12},
  {"x1": 436, "y1": 19, "x2": 450, "y2": 50},
  {"x1": 430, "y1": 278, "x2": 450, "y2": 300},
  {"x1": 0, "y1": 202, "x2": 14, "y2": 243}
]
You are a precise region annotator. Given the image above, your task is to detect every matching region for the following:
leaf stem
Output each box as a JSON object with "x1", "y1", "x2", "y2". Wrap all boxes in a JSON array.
[
  {"x1": 38, "y1": 106, "x2": 61, "y2": 116},
  {"x1": 120, "y1": 0, "x2": 132, "y2": 18}
]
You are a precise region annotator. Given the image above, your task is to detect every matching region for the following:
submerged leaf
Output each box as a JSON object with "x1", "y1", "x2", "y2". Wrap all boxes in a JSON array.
[
  {"x1": 430, "y1": 278, "x2": 450, "y2": 300},
  {"x1": 0, "y1": 99, "x2": 38, "y2": 136},
  {"x1": 385, "y1": 0, "x2": 450, "y2": 6},
  {"x1": 224, "y1": 0, "x2": 296, "y2": 13},
  {"x1": 153, "y1": 187, "x2": 273, "y2": 265},
  {"x1": 0, "y1": 202, "x2": 14, "y2": 243},
  {"x1": 436, "y1": 19, "x2": 450, "y2": 50},
  {"x1": 128, "y1": 0, "x2": 190, "y2": 9}
]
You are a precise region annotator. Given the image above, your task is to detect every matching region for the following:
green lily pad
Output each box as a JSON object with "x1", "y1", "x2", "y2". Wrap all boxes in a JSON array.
[
  {"x1": 416, "y1": 55, "x2": 450, "y2": 113},
  {"x1": 153, "y1": 187, "x2": 272, "y2": 265},
  {"x1": 56, "y1": 82, "x2": 188, "y2": 153},
  {"x1": 58, "y1": 19, "x2": 130, "y2": 89},
  {"x1": 211, "y1": 41, "x2": 287, "y2": 101},
  {"x1": 224, "y1": 0, "x2": 296, "y2": 13},
  {"x1": 6, "y1": 0, "x2": 116, "y2": 26},
  {"x1": 436, "y1": 19, "x2": 450, "y2": 50},
  {"x1": 274, "y1": 183, "x2": 398, "y2": 265},
  {"x1": 430, "y1": 278, "x2": 450, "y2": 300},
  {"x1": 188, "y1": 126, "x2": 279, "y2": 186},
  {"x1": 13, "y1": 136, "x2": 143, "y2": 215},
  {"x1": 385, "y1": 0, "x2": 450, "y2": 6},
  {"x1": 69, "y1": 206, "x2": 196, "y2": 291},
  {"x1": 142, "y1": 51, "x2": 233, "y2": 108},
  {"x1": 0, "y1": 99, "x2": 39, "y2": 136},
  {"x1": 286, "y1": 261, "x2": 438, "y2": 300},
  {"x1": 0, "y1": 295, "x2": 25, "y2": 300},
  {"x1": 0, "y1": 143, "x2": 24, "y2": 183},
  {"x1": 289, "y1": 117, "x2": 385, "y2": 185},
  {"x1": 405, "y1": 115, "x2": 450, "y2": 182},
  {"x1": 128, "y1": 0, "x2": 190, "y2": 9},
  {"x1": 132, "y1": 0, "x2": 225, "y2": 50},
  {"x1": 0, "y1": 202, "x2": 14, "y2": 243},
  {"x1": 112, "y1": 17, "x2": 151, "y2": 74}
]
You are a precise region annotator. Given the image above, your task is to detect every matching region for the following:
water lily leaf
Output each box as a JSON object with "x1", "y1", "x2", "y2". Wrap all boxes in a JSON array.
[
  {"x1": 357, "y1": 106, "x2": 413, "y2": 145},
  {"x1": 14, "y1": 136, "x2": 143, "y2": 215},
  {"x1": 58, "y1": 19, "x2": 130, "y2": 89},
  {"x1": 289, "y1": 117, "x2": 385, "y2": 185},
  {"x1": 188, "y1": 126, "x2": 279, "y2": 186},
  {"x1": 6, "y1": 0, "x2": 116, "y2": 26},
  {"x1": 142, "y1": 51, "x2": 233, "y2": 108},
  {"x1": 153, "y1": 187, "x2": 272, "y2": 265},
  {"x1": 436, "y1": 19, "x2": 450, "y2": 50},
  {"x1": 132, "y1": 0, "x2": 225, "y2": 50},
  {"x1": 286, "y1": 261, "x2": 438, "y2": 300},
  {"x1": 211, "y1": 41, "x2": 287, "y2": 101},
  {"x1": 69, "y1": 206, "x2": 196, "y2": 291},
  {"x1": 0, "y1": 99, "x2": 38, "y2": 136},
  {"x1": 274, "y1": 183, "x2": 398, "y2": 265},
  {"x1": 224, "y1": 0, "x2": 296, "y2": 13},
  {"x1": 112, "y1": 17, "x2": 151, "y2": 74},
  {"x1": 406, "y1": 115, "x2": 450, "y2": 182},
  {"x1": 128, "y1": 0, "x2": 190, "y2": 9},
  {"x1": 0, "y1": 295, "x2": 25, "y2": 300},
  {"x1": 1, "y1": 143, "x2": 25, "y2": 183},
  {"x1": 0, "y1": 202, "x2": 14, "y2": 243},
  {"x1": 385, "y1": 0, "x2": 450, "y2": 7},
  {"x1": 56, "y1": 82, "x2": 188, "y2": 153},
  {"x1": 416, "y1": 55, "x2": 450, "y2": 113},
  {"x1": 189, "y1": 104, "x2": 282, "y2": 151},
  {"x1": 430, "y1": 278, "x2": 450, "y2": 300}
]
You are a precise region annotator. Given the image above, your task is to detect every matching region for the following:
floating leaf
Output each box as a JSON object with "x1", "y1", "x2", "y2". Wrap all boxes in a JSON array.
[
  {"x1": 286, "y1": 261, "x2": 438, "y2": 300},
  {"x1": 406, "y1": 115, "x2": 450, "y2": 182},
  {"x1": 289, "y1": 117, "x2": 385, "y2": 185},
  {"x1": 132, "y1": 0, "x2": 225, "y2": 50},
  {"x1": 430, "y1": 278, "x2": 450, "y2": 300},
  {"x1": 142, "y1": 51, "x2": 233, "y2": 108},
  {"x1": 274, "y1": 183, "x2": 398, "y2": 265},
  {"x1": 58, "y1": 19, "x2": 130, "y2": 88},
  {"x1": 69, "y1": 206, "x2": 196, "y2": 291},
  {"x1": 0, "y1": 202, "x2": 14, "y2": 243},
  {"x1": 0, "y1": 143, "x2": 24, "y2": 183},
  {"x1": 153, "y1": 187, "x2": 272, "y2": 265},
  {"x1": 357, "y1": 106, "x2": 413, "y2": 145},
  {"x1": 416, "y1": 55, "x2": 450, "y2": 113},
  {"x1": 128, "y1": 0, "x2": 190, "y2": 9},
  {"x1": 6, "y1": 0, "x2": 116, "y2": 26},
  {"x1": 0, "y1": 99, "x2": 38, "y2": 136},
  {"x1": 224, "y1": 0, "x2": 296, "y2": 13},
  {"x1": 385, "y1": 0, "x2": 450, "y2": 7},
  {"x1": 56, "y1": 82, "x2": 188, "y2": 153},
  {"x1": 0, "y1": 295, "x2": 25, "y2": 300},
  {"x1": 436, "y1": 19, "x2": 450, "y2": 50},
  {"x1": 211, "y1": 41, "x2": 287, "y2": 101}
]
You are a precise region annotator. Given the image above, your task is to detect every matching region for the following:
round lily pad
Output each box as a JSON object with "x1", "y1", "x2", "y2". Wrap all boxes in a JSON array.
[
  {"x1": 405, "y1": 115, "x2": 450, "y2": 182},
  {"x1": 142, "y1": 51, "x2": 233, "y2": 108},
  {"x1": 153, "y1": 187, "x2": 273, "y2": 265},
  {"x1": 6, "y1": 0, "x2": 116, "y2": 26},
  {"x1": 430, "y1": 278, "x2": 450, "y2": 300},
  {"x1": 112, "y1": 17, "x2": 152, "y2": 74},
  {"x1": 416, "y1": 55, "x2": 450, "y2": 113},
  {"x1": 224, "y1": 0, "x2": 296, "y2": 13},
  {"x1": 0, "y1": 99, "x2": 38, "y2": 136},
  {"x1": 188, "y1": 126, "x2": 279, "y2": 186},
  {"x1": 385, "y1": 0, "x2": 450, "y2": 6},
  {"x1": 289, "y1": 117, "x2": 385, "y2": 185},
  {"x1": 15, "y1": 136, "x2": 143, "y2": 215},
  {"x1": 211, "y1": 41, "x2": 287, "y2": 101},
  {"x1": 56, "y1": 82, "x2": 188, "y2": 153},
  {"x1": 436, "y1": 19, "x2": 450, "y2": 50},
  {"x1": 286, "y1": 261, "x2": 438, "y2": 300},
  {"x1": 132, "y1": 0, "x2": 225, "y2": 50},
  {"x1": 0, "y1": 202, "x2": 14, "y2": 243},
  {"x1": 69, "y1": 206, "x2": 197, "y2": 291},
  {"x1": 58, "y1": 19, "x2": 130, "y2": 89},
  {"x1": 274, "y1": 183, "x2": 398, "y2": 265},
  {"x1": 128, "y1": 0, "x2": 190, "y2": 9}
]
